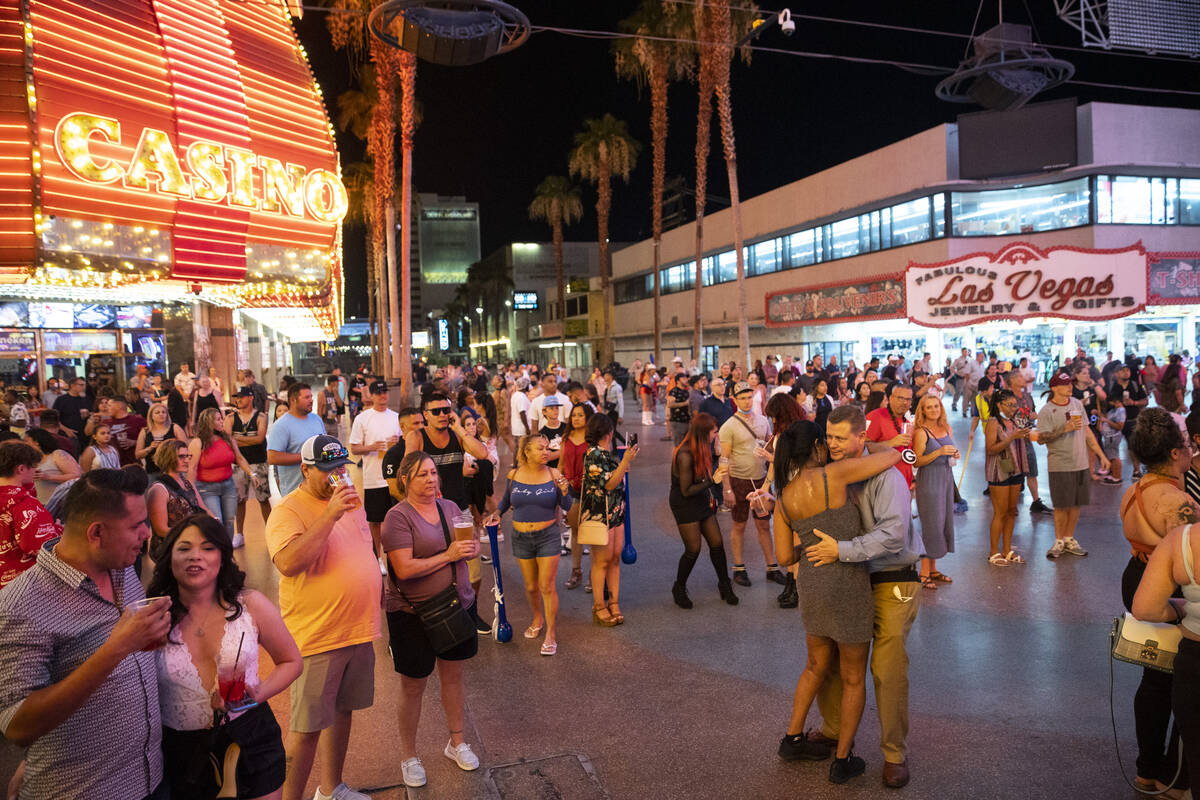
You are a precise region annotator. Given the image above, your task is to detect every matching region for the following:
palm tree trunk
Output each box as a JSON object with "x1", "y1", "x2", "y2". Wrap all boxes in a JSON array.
[
  {"x1": 650, "y1": 56, "x2": 667, "y2": 368},
  {"x1": 693, "y1": 67, "x2": 713, "y2": 366},
  {"x1": 598, "y1": 154, "x2": 613, "y2": 366},
  {"x1": 554, "y1": 211, "x2": 566, "y2": 368},
  {"x1": 376, "y1": 237, "x2": 391, "y2": 374},
  {"x1": 397, "y1": 52, "x2": 416, "y2": 401},
  {"x1": 713, "y1": 0, "x2": 749, "y2": 369},
  {"x1": 366, "y1": 243, "x2": 379, "y2": 372}
]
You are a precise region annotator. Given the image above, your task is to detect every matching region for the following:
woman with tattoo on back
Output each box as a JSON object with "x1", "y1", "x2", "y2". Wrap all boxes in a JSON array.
[{"x1": 1119, "y1": 408, "x2": 1198, "y2": 797}]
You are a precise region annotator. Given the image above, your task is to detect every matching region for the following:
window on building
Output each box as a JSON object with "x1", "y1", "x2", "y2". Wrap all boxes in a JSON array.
[
  {"x1": 787, "y1": 229, "x2": 817, "y2": 268},
  {"x1": 750, "y1": 239, "x2": 780, "y2": 277},
  {"x1": 1096, "y1": 175, "x2": 1177, "y2": 225},
  {"x1": 951, "y1": 177, "x2": 1089, "y2": 236},
  {"x1": 1182, "y1": 179, "x2": 1200, "y2": 225},
  {"x1": 888, "y1": 196, "x2": 932, "y2": 246},
  {"x1": 828, "y1": 217, "x2": 861, "y2": 260},
  {"x1": 933, "y1": 193, "x2": 946, "y2": 238},
  {"x1": 716, "y1": 250, "x2": 738, "y2": 284}
]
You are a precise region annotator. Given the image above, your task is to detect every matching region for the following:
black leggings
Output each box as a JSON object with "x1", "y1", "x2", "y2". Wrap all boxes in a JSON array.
[
  {"x1": 1173, "y1": 639, "x2": 1200, "y2": 790},
  {"x1": 1122, "y1": 556, "x2": 1188, "y2": 787},
  {"x1": 675, "y1": 516, "x2": 731, "y2": 586}
]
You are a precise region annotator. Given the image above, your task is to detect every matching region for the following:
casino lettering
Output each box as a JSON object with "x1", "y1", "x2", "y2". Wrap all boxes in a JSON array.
[{"x1": 54, "y1": 112, "x2": 348, "y2": 224}]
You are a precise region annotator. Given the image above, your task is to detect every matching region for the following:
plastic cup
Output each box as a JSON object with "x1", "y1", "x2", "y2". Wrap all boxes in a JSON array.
[
  {"x1": 453, "y1": 510, "x2": 475, "y2": 542},
  {"x1": 327, "y1": 468, "x2": 359, "y2": 506},
  {"x1": 129, "y1": 596, "x2": 169, "y2": 649}
]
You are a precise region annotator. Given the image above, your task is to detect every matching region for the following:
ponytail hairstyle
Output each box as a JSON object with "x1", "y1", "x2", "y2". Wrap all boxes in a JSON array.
[
  {"x1": 990, "y1": 389, "x2": 1016, "y2": 420},
  {"x1": 772, "y1": 420, "x2": 826, "y2": 498}
]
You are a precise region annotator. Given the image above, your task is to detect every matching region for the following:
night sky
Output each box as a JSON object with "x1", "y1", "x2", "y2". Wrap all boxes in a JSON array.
[{"x1": 293, "y1": 2, "x2": 1200, "y2": 319}]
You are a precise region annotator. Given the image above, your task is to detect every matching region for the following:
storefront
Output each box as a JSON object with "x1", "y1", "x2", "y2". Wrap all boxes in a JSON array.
[{"x1": 0, "y1": 0, "x2": 347, "y2": 392}]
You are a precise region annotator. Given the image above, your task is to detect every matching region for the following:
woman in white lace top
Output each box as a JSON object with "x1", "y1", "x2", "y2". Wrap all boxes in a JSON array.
[{"x1": 148, "y1": 513, "x2": 301, "y2": 800}]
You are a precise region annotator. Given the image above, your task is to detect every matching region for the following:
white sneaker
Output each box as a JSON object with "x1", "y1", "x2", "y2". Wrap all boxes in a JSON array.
[
  {"x1": 443, "y1": 740, "x2": 480, "y2": 771},
  {"x1": 1046, "y1": 539, "x2": 1066, "y2": 559},
  {"x1": 230, "y1": 532, "x2": 245, "y2": 548},
  {"x1": 401, "y1": 757, "x2": 426, "y2": 787},
  {"x1": 1062, "y1": 537, "x2": 1088, "y2": 557}
]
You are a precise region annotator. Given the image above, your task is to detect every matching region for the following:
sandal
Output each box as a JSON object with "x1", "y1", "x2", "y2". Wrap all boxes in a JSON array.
[
  {"x1": 607, "y1": 602, "x2": 625, "y2": 624},
  {"x1": 929, "y1": 571, "x2": 952, "y2": 583},
  {"x1": 592, "y1": 605, "x2": 619, "y2": 627},
  {"x1": 565, "y1": 568, "x2": 582, "y2": 590},
  {"x1": 920, "y1": 575, "x2": 938, "y2": 590},
  {"x1": 988, "y1": 553, "x2": 1010, "y2": 566},
  {"x1": 1005, "y1": 550, "x2": 1026, "y2": 565},
  {"x1": 523, "y1": 624, "x2": 544, "y2": 639}
]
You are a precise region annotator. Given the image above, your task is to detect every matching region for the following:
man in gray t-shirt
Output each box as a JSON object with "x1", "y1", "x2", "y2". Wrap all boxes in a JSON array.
[{"x1": 1035, "y1": 371, "x2": 1109, "y2": 560}]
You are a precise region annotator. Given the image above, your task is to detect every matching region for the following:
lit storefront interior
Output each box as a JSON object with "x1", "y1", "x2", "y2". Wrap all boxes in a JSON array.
[{"x1": 0, "y1": 0, "x2": 347, "y2": 392}]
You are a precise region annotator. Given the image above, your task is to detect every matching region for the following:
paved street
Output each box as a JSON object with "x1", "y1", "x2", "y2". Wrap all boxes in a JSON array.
[{"x1": 0, "y1": 414, "x2": 1166, "y2": 799}]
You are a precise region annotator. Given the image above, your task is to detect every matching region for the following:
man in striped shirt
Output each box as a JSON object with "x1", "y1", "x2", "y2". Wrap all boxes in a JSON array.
[{"x1": 0, "y1": 468, "x2": 171, "y2": 800}]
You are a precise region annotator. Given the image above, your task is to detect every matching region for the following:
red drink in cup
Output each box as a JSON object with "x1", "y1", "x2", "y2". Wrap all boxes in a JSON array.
[{"x1": 218, "y1": 671, "x2": 246, "y2": 704}]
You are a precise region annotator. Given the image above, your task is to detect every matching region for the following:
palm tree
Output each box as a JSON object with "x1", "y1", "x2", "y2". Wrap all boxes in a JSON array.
[
  {"x1": 395, "y1": 49, "x2": 417, "y2": 398},
  {"x1": 340, "y1": 161, "x2": 383, "y2": 372},
  {"x1": 569, "y1": 114, "x2": 640, "y2": 366},
  {"x1": 614, "y1": 1, "x2": 692, "y2": 369},
  {"x1": 711, "y1": 0, "x2": 755, "y2": 368},
  {"x1": 529, "y1": 176, "x2": 583, "y2": 365},
  {"x1": 690, "y1": 0, "x2": 718, "y2": 366}
]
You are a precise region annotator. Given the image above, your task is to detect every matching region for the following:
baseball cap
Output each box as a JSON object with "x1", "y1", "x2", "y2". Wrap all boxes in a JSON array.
[
  {"x1": 369, "y1": 379, "x2": 388, "y2": 395},
  {"x1": 1049, "y1": 371, "x2": 1073, "y2": 387},
  {"x1": 543, "y1": 395, "x2": 562, "y2": 407},
  {"x1": 235, "y1": 386, "x2": 254, "y2": 397},
  {"x1": 732, "y1": 380, "x2": 752, "y2": 396},
  {"x1": 300, "y1": 434, "x2": 351, "y2": 471}
]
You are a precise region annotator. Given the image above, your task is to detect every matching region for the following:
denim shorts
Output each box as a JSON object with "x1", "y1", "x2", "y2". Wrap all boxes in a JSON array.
[{"x1": 511, "y1": 524, "x2": 561, "y2": 560}]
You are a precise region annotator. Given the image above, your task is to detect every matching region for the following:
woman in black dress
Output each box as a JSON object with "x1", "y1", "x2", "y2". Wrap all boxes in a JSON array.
[{"x1": 668, "y1": 413, "x2": 737, "y2": 608}]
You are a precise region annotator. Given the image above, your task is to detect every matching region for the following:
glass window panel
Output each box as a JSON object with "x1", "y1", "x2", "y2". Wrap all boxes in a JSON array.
[
  {"x1": 889, "y1": 196, "x2": 931, "y2": 245},
  {"x1": 934, "y1": 194, "x2": 946, "y2": 238},
  {"x1": 868, "y1": 210, "x2": 881, "y2": 251},
  {"x1": 951, "y1": 177, "x2": 1089, "y2": 236},
  {"x1": 1150, "y1": 177, "x2": 1167, "y2": 225},
  {"x1": 788, "y1": 229, "x2": 815, "y2": 267},
  {"x1": 1182, "y1": 179, "x2": 1200, "y2": 224},
  {"x1": 829, "y1": 218, "x2": 861, "y2": 260},
  {"x1": 701, "y1": 256, "x2": 716, "y2": 287},
  {"x1": 717, "y1": 250, "x2": 737, "y2": 283},
  {"x1": 1166, "y1": 178, "x2": 1179, "y2": 225},
  {"x1": 751, "y1": 239, "x2": 780, "y2": 276},
  {"x1": 1099, "y1": 176, "x2": 1152, "y2": 224}
]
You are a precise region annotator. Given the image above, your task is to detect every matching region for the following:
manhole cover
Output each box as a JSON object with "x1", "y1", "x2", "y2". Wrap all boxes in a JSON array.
[{"x1": 487, "y1": 753, "x2": 607, "y2": 800}]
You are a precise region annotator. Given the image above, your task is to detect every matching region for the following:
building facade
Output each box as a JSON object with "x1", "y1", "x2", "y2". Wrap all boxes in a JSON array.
[{"x1": 609, "y1": 101, "x2": 1200, "y2": 375}]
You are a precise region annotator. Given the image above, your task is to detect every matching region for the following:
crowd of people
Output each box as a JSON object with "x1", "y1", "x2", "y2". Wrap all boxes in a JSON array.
[{"x1": 3, "y1": 344, "x2": 1200, "y2": 797}]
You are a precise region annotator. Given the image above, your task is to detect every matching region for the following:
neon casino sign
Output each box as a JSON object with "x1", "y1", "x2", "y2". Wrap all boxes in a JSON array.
[{"x1": 53, "y1": 112, "x2": 348, "y2": 224}]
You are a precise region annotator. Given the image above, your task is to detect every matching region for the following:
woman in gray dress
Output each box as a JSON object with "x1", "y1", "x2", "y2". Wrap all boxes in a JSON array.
[
  {"x1": 912, "y1": 393, "x2": 960, "y2": 589},
  {"x1": 772, "y1": 417, "x2": 901, "y2": 784}
]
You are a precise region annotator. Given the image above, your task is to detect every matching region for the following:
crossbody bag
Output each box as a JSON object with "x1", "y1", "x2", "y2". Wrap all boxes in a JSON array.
[{"x1": 397, "y1": 504, "x2": 476, "y2": 654}]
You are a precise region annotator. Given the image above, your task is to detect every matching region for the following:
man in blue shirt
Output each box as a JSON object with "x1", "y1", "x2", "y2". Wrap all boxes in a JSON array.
[
  {"x1": 804, "y1": 404, "x2": 921, "y2": 788},
  {"x1": 699, "y1": 377, "x2": 734, "y2": 427},
  {"x1": 267, "y1": 382, "x2": 326, "y2": 496}
]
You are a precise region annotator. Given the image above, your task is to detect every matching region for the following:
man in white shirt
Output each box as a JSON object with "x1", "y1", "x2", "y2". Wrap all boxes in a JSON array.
[
  {"x1": 528, "y1": 373, "x2": 571, "y2": 432},
  {"x1": 950, "y1": 348, "x2": 972, "y2": 413},
  {"x1": 602, "y1": 369, "x2": 624, "y2": 426},
  {"x1": 510, "y1": 377, "x2": 532, "y2": 438},
  {"x1": 348, "y1": 380, "x2": 400, "y2": 563},
  {"x1": 173, "y1": 363, "x2": 195, "y2": 398},
  {"x1": 963, "y1": 352, "x2": 985, "y2": 418}
]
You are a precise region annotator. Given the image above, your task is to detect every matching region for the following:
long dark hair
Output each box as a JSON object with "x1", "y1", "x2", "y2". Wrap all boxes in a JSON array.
[
  {"x1": 147, "y1": 513, "x2": 245, "y2": 639},
  {"x1": 673, "y1": 412, "x2": 717, "y2": 480},
  {"x1": 773, "y1": 420, "x2": 825, "y2": 497}
]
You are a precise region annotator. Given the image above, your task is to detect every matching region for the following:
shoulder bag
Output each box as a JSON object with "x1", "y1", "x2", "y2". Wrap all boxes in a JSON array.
[
  {"x1": 397, "y1": 504, "x2": 477, "y2": 654},
  {"x1": 1111, "y1": 613, "x2": 1181, "y2": 673},
  {"x1": 578, "y1": 459, "x2": 612, "y2": 546}
]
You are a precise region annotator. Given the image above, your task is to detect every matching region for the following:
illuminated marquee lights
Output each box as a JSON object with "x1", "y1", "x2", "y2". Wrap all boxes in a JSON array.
[{"x1": 54, "y1": 112, "x2": 348, "y2": 224}]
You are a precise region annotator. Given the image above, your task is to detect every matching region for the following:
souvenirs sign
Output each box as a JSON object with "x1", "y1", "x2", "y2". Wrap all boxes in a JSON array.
[
  {"x1": 906, "y1": 242, "x2": 1147, "y2": 328},
  {"x1": 765, "y1": 277, "x2": 905, "y2": 327}
]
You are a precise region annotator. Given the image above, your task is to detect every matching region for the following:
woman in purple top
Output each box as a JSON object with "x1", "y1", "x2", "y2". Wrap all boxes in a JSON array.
[
  {"x1": 487, "y1": 433, "x2": 573, "y2": 655},
  {"x1": 383, "y1": 452, "x2": 482, "y2": 788}
]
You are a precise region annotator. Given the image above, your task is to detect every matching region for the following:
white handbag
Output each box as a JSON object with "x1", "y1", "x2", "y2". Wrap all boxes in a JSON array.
[
  {"x1": 1110, "y1": 612, "x2": 1182, "y2": 673},
  {"x1": 577, "y1": 485, "x2": 611, "y2": 546}
]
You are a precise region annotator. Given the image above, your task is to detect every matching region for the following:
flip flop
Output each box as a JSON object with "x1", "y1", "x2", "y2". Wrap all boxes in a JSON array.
[
  {"x1": 929, "y1": 571, "x2": 953, "y2": 583},
  {"x1": 919, "y1": 576, "x2": 938, "y2": 590},
  {"x1": 523, "y1": 624, "x2": 544, "y2": 639}
]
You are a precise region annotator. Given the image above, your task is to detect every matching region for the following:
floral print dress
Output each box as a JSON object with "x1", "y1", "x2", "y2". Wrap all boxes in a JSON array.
[{"x1": 581, "y1": 445, "x2": 625, "y2": 529}]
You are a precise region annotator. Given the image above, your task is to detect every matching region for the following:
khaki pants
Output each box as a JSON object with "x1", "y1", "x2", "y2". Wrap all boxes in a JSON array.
[{"x1": 816, "y1": 580, "x2": 919, "y2": 764}]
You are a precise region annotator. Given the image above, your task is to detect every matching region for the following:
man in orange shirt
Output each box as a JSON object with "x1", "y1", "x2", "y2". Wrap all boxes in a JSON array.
[{"x1": 266, "y1": 434, "x2": 382, "y2": 800}]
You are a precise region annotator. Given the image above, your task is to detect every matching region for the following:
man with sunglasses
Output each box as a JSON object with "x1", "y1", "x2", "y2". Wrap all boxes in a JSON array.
[{"x1": 266, "y1": 434, "x2": 381, "y2": 800}]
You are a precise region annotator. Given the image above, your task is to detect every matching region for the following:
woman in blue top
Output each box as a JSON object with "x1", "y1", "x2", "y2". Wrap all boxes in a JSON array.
[{"x1": 487, "y1": 433, "x2": 573, "y2": 656}]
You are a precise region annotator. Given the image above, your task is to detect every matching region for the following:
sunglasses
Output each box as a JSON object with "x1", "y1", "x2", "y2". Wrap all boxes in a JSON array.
[{"x1": 426, "y1": 407, "x2": 451, "y2": 416}]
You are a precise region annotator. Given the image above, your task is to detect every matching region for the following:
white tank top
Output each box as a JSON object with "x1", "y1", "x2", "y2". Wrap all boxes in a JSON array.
[
  {"x1": 1180, "y1": 526, "x2": 1200, "y2": 638},
  {"x1": 156, "y1": 594, "x2": 261, "y2": 730}
]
